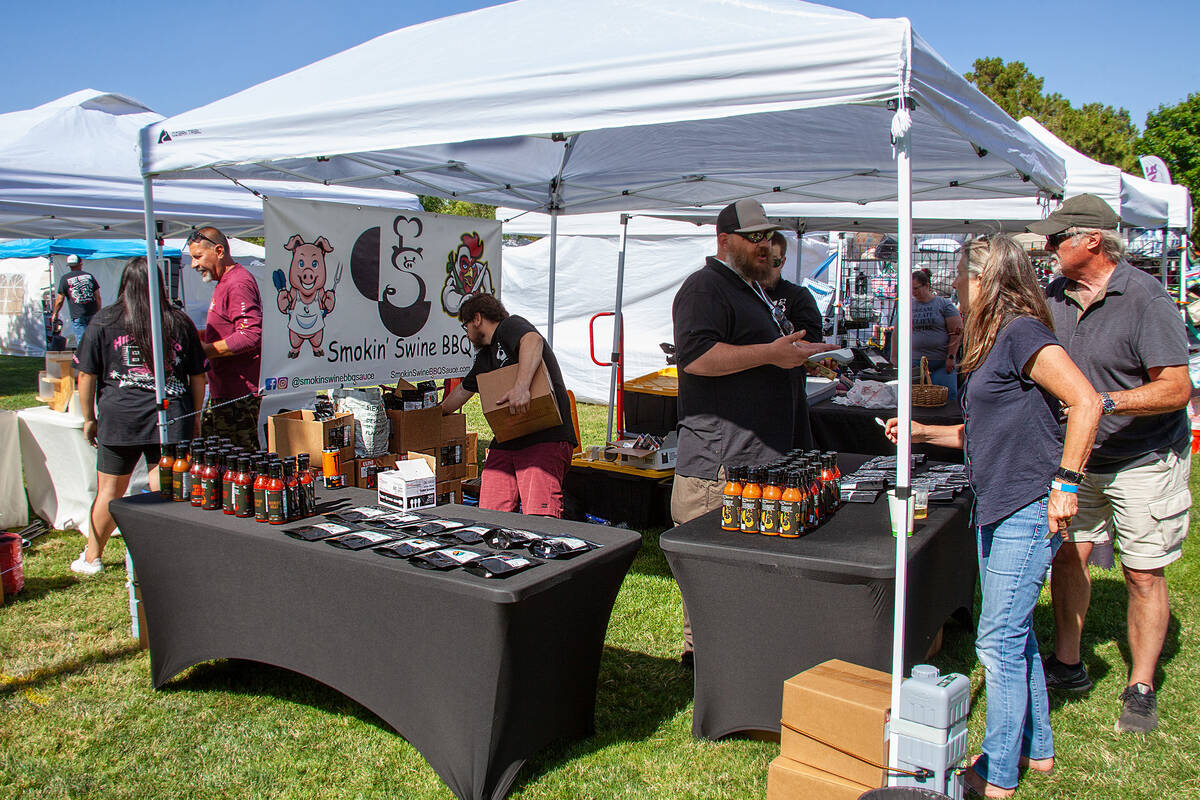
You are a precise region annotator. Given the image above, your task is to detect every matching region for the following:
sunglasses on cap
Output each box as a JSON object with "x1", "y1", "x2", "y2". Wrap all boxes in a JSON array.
[
  {"x1": 734, "y1": 230, "x2": 772, "y2": 244},
  {"x1": 186, "y1": 230, "x2": 220, "y2": 248}
]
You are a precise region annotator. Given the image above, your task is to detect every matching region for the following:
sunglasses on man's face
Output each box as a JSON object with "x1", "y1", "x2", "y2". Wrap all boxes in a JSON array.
[
  {"x1": 734, "y1": 230, "x2": 772, "y2": 244},
  {"x1": 1045, "y1": 231, "x2": 1076, "y2": 249}
]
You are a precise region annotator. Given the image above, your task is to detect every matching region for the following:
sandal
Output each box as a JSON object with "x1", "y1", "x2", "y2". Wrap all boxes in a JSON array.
[{"x1": 963, "y1": 766, "x2": 1016, "y2": 799}]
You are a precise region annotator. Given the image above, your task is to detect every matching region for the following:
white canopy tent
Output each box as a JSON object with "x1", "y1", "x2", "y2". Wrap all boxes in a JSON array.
[
  {"x1": 0, "y1": 89, "x2": 421, "y2": 240},
  {"x1": 139, "y1": 0, "x2": 1067, "y2": 775}
]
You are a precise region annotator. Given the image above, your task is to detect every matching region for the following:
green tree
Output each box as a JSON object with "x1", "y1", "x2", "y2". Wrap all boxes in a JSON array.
[
  {"x1": 419, "y1": 196, "x2": 495, "y2": 219},
  {"x1": 966, "y1": 57, "x2": 1139, "y2": 173},
  {"x1": 1138, "y1": 94, "x2": 1200, "y2": 235}
]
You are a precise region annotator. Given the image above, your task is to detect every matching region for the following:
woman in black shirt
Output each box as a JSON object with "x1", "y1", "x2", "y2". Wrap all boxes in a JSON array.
[
  {"x1": 71, "y1": 257, "x2": 208, "y2": 575},
  {"x1": 888, "y1": 236, "x2": 1100, "y2": 797}
]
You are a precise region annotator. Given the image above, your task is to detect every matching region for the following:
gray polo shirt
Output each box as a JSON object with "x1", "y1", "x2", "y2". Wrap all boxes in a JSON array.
[{"x1": 1047, "y1": 260, "x2": 1189, "y2": 469}]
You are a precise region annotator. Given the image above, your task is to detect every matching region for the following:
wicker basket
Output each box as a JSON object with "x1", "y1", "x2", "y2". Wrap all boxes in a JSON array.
[{"x1": 912, "y1": 356, "x2": 948, "y2": 407}]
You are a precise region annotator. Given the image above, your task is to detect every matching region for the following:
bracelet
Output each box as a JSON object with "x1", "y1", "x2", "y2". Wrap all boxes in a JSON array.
[{"x1": 1051, "y1": 480, "x2": 1078, "y2": 494}]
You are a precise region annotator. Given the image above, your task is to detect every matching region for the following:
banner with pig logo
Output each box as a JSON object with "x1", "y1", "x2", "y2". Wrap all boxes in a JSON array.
[{"x1": 261, "y1": 197, "x2": 501, "y2": 393}]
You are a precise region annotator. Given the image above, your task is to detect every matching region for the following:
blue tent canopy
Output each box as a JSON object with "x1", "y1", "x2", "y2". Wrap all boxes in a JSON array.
[{"x1": 0, "y1": 239, "x2": 182, "y2": 259}]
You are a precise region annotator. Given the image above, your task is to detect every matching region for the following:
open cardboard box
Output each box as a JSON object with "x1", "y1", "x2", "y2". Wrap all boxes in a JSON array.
[
  {"x1": 267, "y1": 409, "x2": 355, "y2": 467},
  {"x1": 604, "y1": 431, "x2": 678, "y2": 470},
  {"x1": 475, "y1": 362, "x2": 562, "y2": 443}
]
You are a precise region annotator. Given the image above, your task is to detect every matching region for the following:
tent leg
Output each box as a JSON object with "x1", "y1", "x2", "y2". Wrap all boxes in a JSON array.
[
  {"x1": 832, "y1": 233, "x2": 844, "y2": 342},
  {"x1": 888, "y1": 110, "x2": 915, "y2": 788},
  {"x1": 141, "y1": 177, "x2": 168, "y2": 446},
  {"x1": 1162, "y1": 228, "x2": 1170, "y2": 290},
  {"x1": 547, "y1": 210, "x2": 558, "y2": 348},
  {"x1": 605, "y1": 216, "x2": 630, "y2": 445}
]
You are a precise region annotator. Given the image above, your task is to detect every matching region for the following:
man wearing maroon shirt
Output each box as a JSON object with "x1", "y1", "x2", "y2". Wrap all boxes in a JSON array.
[{"x1": 187, "y1": 227, "x2": 263, "y2": 450}]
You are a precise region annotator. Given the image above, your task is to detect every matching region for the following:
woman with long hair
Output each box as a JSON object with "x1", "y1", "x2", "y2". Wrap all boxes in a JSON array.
[
  {"x1": 887, "y1": 236, "x2": 1101, "y2": 797},
  {"x1": 70, "y1": 257, "x2": 208, "y2": 575}
]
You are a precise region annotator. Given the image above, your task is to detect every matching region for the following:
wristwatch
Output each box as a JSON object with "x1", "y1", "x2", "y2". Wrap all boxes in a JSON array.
[
  {"x1": 1054, "y1": 466, "x2": 1086, "y2": 484},
  {"x1": 1099, "y1": 391, "x2": 1116, "y2": 415}
]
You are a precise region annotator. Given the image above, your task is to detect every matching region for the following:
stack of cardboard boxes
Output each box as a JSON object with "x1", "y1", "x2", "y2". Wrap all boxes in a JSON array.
[
  {"x1": 37, "y1": 351, "x2": 75, "y2": 412},
  {"x1": 768, "y1": 659, "x2": 891, "y2": 800}
]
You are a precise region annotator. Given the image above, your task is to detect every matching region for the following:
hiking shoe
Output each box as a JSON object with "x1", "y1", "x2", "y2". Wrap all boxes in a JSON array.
[
  {"x1": 1042, "y1": 653, "x2": 1092, "y2": 692},
  {"x1": 70, "y1": 550, "x2": 103, "y2": 576},
  {"x1": 1116, "y1": 683, "x2": 1157, "y2": 733}
]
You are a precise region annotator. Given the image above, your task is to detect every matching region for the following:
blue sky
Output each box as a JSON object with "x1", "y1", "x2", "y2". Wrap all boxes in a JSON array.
[{"x1": 1, "y1": 0, "x2": 1195, "y2": 130}]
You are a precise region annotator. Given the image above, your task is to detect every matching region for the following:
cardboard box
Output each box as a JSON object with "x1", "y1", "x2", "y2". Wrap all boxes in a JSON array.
[
  {"x1": 348, "y1": 454, "x2": 400, "y2": 489},
  {"x1": 436, "y1": 478, "x2": 463, "y2": 506},
  {"x1": 781, "y1": 659, "x2": 891, "y2": 787},
  {"x1": 466, "y1": 431, "x2": 479, "y2": 464},
  {"x1": 766, "y1": 756, "x2": 873, "y2": 800},
  {"x1": 412, "y1": 439, "x2": 468, "y2": 481},
  {"x1": 475, "y1": 362, "x2": 562, "y2": 443},
  {"x1": 268, "y1": 409, "x2": 355, "y2": 467},
  {"x1": 389, "y1": 379, "x2": 440, "y2": 410},
  {"x1": 466, "y1": 463, "x2": 479, "y2": 480},
  {"x1": 377, "y1": 456, "x2": 436, "y2": 511},
  {"x1": 45, "y1": 351, "x2": 74, "y2": 379},
  {"x1": 605, "y1": 431, "x2": 678, "y2": 470},
  {"x1": 441, "y1": 412, "x2": 467, "y2": 440},
  {"x1": 386, "y1": 407, "x2": 443, "y2": 454}
]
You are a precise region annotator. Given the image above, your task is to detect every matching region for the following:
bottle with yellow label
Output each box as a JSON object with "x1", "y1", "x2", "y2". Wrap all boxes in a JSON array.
[
  {"x1": 721, "y1": 465, "x2": 743, "y2": 531},
  {"x1": 740, "y1": 467, "x2": 762, "y2": 534},
  {"x1": 779, "y1": 470, "x2": 802, "y2": 538},
  {"x1": 760, "y1": 469, "x2": 782, "y2": 535}
]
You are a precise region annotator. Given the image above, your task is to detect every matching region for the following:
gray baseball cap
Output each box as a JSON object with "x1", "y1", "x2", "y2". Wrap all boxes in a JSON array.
[
  {"x1": 1027, "y1": 193, "x2": 1120, "y2": 235},
  {"x1": 66, "y1": 254, "x2": 81, "y2": 266},
  {"x1": 716, "y1": 199, "x2": 779, "y2": 235}
]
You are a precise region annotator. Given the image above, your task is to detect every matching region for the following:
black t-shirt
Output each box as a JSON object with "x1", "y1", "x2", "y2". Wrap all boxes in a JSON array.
[
  {"x1": 57, "y1": 270, "x2": 100, "y2": 319},
  {"x1": 74, "y1": 306, "x2": 209, "y2": 445},
  {"x1": 462, "y1": 315, "x2": 576, "y2": 450},
  {"x1": 961, "y1": 317, "x2": 1062, "y2": 527},
  {"x1": 673, "y1": 257, "x2": 794, "y2": 479}
]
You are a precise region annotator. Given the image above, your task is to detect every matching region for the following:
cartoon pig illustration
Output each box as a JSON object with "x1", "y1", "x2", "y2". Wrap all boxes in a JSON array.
[{"x1": 276, "y1": 235, "x2": 336, "y2": 357}]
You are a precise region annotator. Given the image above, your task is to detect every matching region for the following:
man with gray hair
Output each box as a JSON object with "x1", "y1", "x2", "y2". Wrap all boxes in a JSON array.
[{"x1": 1029, "y1": 194, "x2": 1192, "y2": 733}]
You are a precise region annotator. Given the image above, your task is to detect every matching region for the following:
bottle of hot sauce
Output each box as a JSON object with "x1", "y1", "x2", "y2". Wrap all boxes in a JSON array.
[
  {"x1": 284, "y1": 458, "x2": 300, "y2": 522},
  {"x1": 720, "y1": 464, "x2": 743, "y2": 532},
  {"x1": 804, "y1": 466, "x2": 822, "y2": 531},
  {"x1": 158, "y1": 443, "x2": 176, "y2": 500},
  {"x1": 297, "y1": 453, "x2": 314, "y2": 518},
  {"x1": 172, "y1": 442, "x2": 191, "y2": 502},
  {"x1": 253, "y1": 458, "x2": 270, "y2": 523},
  {"x1": 201, "y1": 449, "x2": 222, "y2": 511},
  {"x1": 265, "y1": 461, "x2": 286, "y2": 525},
  {"x1": 779, "y1": 470, "x2": 802, "y2": 538},
  {"x1": 189, "y1": 444, "x2": 206, "y2": 507},
  {"x1": 222, "y1": 450, "x2": 239, "y2": 515},
  {"x1": 740, "y1": 467, "x2": 762, "y2": 534},
  {"x1": 233, "y1": 456, "x2": 254, "y2": 518},
  {"x1": 824, "y1": 452, "x2": 842, "y2": 510},
  {"x1": 760, "y1": 469, "x2": 782, "y2": 535}
]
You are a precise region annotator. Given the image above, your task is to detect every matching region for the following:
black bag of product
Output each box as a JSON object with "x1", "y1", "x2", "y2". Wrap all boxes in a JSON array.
[
  {"x1": 370, "y1": 511, "x2": 429, "y2": 529},
  {"x1": 482, "y1": 527, "x2": 544, "y2": 550},
  {"x1": 528, "y1": 536, "x2": 597, "y2": 560},
  {"x1": 326, "y1": 529, "x2": 402, "y2": 550},
  {"x1": 284, "y1": 521, "x2": 363, "y2": 542},
  {"x1": 433, "y1": 524, "x2": 495, "y2": 545},
  {"x1": 405, "y1": 518, "x2": 471, "y2": 537},
  {"x1": 409, "y1": 547, "x2": 488, "y2": 570},
  {"x1": 464, "y1": 553, "x2": 541, "y2": 578},
  {"x1": 373, "y1": 537, "x2": 445, "y2": 559},
  {"x1": 326, "y1": 505, "x2": 394, "y2": 524}
]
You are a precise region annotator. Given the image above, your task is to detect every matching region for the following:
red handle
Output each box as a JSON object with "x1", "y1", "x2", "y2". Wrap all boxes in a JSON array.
[{"x1": 588, "y1": 312, "x2": 615, "y2": 367}]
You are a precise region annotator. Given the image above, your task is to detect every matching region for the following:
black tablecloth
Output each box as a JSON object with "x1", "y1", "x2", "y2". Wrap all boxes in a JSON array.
[
  {"x1": 810, "y1": 398, "x2": 964, "y2": 462},
  {"x1": 660, "y1": 454, "x2": 975, "y2": 739},
  {"x1": 110, "y1": 491, "x2": 641, "y2": 800}
]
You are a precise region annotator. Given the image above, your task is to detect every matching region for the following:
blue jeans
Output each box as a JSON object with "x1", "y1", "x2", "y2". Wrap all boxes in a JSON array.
[
  {"x1": 70, "y1": 315, "x2": 93, "y2": 345},
  {"x1": 973, "y1": 495, "x2": 1061, "y2": 790}
]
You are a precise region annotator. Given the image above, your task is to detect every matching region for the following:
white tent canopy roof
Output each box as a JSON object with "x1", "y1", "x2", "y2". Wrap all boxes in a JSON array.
[
  {"x1": 1017, "y1": 117, "x2": 1168, "y2": 229},
  {"x1": 141, "y1": 0, "x2": 1065, "y2": 211},
  {"x1": 1125, "y1": 174, "x2": 1193, "y2": 230},
  {"x1": 0, "y1": 89, "x2": 421, "y2": 239}
]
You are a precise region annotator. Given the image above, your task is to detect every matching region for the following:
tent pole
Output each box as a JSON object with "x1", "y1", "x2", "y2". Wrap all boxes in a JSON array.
[
  {"x1": 832, "y1": 233, "x2": 844, "y2": 342},
  {"x1": 606, "y1": 215, "x2": 630, "y2": 444},
  {"x1": 547, "y1": 210, "x2": 558, "y2": 348},
  {"x1": 1181, "y1": 231, "x2": 1191, "y2": 320},
  {"x1": 888, "y1": 109, "x2": 915, "y2": 787},
  {"x1": 141, "y1": 176, "x2": 169, "y2": 446},
  {"x1": 1161, "y1": 228, "x2": 1170, "y2": 290}
]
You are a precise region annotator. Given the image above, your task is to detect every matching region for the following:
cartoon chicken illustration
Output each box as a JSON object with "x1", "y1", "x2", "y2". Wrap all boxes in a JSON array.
[{"x1": 441, "y1": 232, "x2": 493, "y2": 316}]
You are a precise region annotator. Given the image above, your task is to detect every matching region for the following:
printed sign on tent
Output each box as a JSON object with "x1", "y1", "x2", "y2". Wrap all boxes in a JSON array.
[{"x1": 260, "y1": 197, "x2": 501, "y2": 393}]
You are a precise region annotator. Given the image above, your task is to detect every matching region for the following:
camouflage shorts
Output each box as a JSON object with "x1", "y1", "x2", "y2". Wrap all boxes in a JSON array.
[{"x1": 201, "y1": 395, "x2": 262, "y2": 451}]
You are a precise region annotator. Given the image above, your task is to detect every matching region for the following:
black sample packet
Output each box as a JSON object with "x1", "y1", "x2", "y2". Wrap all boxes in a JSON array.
[
  {"x1": 326, "y1": 529, "x2": 402, "y2": 550},
  {"x1": 284, "y1": 522, "x2": 363, "y2": 542},
  {"x1": 464, "y1": 553, "x2": 541, "y2": 578},
  {"x1": 528, "y1": 536, "x2": 597, "y2": 560},
  {"x1": 409, "y1": 547, "x2": 488, "y2": 570},
  {"x1": 372, "y1": 537, "x2": 445, "y2": 559},
  {"x1": 482, "y1": 527, "x2": 544, "y2": 550}
]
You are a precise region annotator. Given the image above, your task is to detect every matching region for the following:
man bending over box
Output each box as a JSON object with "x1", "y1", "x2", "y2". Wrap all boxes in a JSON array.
[{"x1": 440, "y1": 293, "x2": 577, "y2": 517}]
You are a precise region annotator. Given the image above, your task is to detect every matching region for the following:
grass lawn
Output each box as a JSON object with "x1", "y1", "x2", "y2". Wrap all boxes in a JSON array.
[{"x1": 2, "y1": 353, "x2": 1199, "y2": 798}]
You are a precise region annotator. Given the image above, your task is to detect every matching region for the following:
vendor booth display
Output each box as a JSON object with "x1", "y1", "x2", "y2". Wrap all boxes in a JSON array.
[{"x1": 109, "y1": 491, "x2": 640, "y2": 800}]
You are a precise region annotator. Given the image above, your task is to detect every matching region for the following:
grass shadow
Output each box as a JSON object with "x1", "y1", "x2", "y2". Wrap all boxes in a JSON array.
[
  {"x1": 3, "y1": 573, "x2": 79, "y2": 605},
  {"x1": 507, "y1": 644, "x2": 694, "y2": 794},
  {"x1": 0, "y1": 641, "x2": 143, "y2": 695},
  {"x1": 162, "y1": 659, "x2": 393, "y2": 733},
  {"x1": 628, "y1": 527, "x2": 673, "y2": 579}
]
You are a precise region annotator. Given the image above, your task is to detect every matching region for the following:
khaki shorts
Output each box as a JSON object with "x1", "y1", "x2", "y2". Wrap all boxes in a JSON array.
[
  {"x1": 671, "y1": 468, "x2": 726, "y2": 527},
  {"x1": 1068, "y1": 448, "x2": 1191, "y2": 571}
]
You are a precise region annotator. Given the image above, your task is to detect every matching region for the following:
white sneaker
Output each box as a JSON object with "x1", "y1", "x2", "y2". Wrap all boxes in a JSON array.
[{"x1": 70, "y1": 551, "x2": 103, "y2": 575}]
